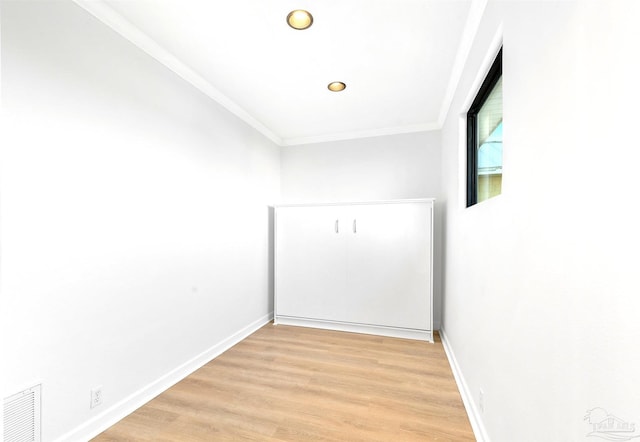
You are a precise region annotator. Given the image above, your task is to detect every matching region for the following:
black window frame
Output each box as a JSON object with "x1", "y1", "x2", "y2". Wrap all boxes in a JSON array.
[{"x1": 467, "y1": 47, "x2": 503, "y2": 207}]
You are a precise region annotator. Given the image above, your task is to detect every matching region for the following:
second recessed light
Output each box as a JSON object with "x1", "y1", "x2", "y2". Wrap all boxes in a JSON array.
[
  {"x1": 328, "y1": 82, "x2": 346, "y2": 92},
  {"x1": 287, "y1": 10, "x2": 313, "y2": 30}
]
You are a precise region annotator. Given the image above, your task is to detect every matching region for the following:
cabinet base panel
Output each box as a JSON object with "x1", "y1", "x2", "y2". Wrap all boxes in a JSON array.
[{"x1": 274, "y1": 316, "x2": 433, "y2": 342}]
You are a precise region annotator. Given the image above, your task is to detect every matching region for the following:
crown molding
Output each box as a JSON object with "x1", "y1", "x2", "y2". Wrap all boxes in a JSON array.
[
  {"x1": 281, "y1": 122, "x2": 441, "y2": 147},
  {"x1": 437, "y1": 0, "x2": 489, "y2": 127},
  {"x1": 71, "y1": 0, "x2": 283, "y2": 146}
]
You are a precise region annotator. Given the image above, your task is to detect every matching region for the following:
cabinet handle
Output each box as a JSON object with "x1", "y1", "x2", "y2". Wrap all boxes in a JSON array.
[
  {"x1": 353, "y1": 219, "x2": 357, "y2": 233},
  {"x1": 335, "y1": 219, "x2": 339, "y2": 233}
]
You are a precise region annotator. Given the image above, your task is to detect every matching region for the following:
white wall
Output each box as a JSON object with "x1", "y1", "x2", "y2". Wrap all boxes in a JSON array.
[
  {"x1": 281, "y1": 132, "x2": 440, "y2": 204},
  {"x1": 0, "y1": 1, "x2": 279, "y2": 440},
  {"x1": 441, "y1": 1, "x2": 640, "y2": 440},
  {"x1": 281, "y1": 131, "x2": 444, "y2": 328}
]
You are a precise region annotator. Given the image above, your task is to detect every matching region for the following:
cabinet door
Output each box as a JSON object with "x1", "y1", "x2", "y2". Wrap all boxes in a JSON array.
[
  {"x1": 275, "y1": 205, "x2": 348, "y2": 320},
  {"x1": 345, "y1": 202, "x2": 431, "y2": 330}
]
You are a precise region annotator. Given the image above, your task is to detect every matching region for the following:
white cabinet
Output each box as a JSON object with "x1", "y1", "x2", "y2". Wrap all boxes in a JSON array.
[{"x1": 274, "y1": 199, "x2": 433, "y2": 341}]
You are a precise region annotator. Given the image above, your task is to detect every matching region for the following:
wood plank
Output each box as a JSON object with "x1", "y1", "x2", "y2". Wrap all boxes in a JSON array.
[{"x1": 92, "y1": 324, "x2": 474, "y2": 441}]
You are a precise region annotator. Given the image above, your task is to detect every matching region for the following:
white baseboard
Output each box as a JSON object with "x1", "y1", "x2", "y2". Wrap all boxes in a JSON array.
[
  {"x1": 275, "y1": 315, "x2": 433, "y2": 342},
  {"x1": 439, "y1": 327, "x2": 490, "y2": 442},
  {"x1": 56, "y1": 312, "x2": 273, "y2": 442}
]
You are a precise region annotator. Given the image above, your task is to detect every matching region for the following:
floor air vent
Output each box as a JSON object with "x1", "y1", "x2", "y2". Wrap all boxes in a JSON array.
[{"x1": 3, "y1": 385, "x2": 41, "y2": 442}]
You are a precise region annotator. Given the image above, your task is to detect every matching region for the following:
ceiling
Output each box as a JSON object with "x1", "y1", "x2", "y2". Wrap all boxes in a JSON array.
[{"x1": 74, "y1": 0, "x2": 477, "y2": 146}]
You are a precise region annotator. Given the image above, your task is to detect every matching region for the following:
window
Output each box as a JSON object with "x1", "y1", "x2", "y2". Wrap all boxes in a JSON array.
[{"x1": 467, "y1": 48, "x2": 502, "y2": 207}]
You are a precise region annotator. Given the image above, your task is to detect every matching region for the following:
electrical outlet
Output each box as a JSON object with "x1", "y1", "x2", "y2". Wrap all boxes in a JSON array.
[
  {"x1": 479, "y1": 389, "x2": 485, "y2": 413},
  {"x1": 90, "y1": 386, "x2": 103, "y2": 409}
]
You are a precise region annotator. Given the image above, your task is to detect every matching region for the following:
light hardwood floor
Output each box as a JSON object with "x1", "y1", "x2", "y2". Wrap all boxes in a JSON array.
[{"x1": 93, "y1": 324, "x2": 474, "y2": 441}]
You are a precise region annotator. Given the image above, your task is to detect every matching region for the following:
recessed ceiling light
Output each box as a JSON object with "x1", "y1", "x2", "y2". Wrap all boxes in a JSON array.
[
  {"x1": 287, "y1": 10, "x2": 313, "y2": 30},
  {"x1": 328, "y1": 82, "x2": 346, "y2": 92}
]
